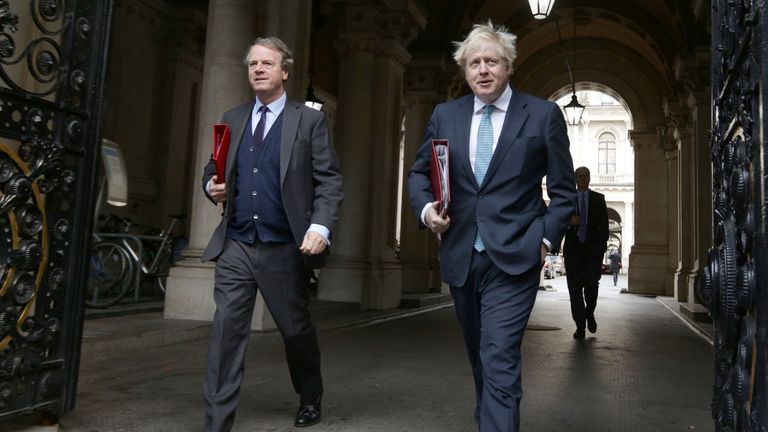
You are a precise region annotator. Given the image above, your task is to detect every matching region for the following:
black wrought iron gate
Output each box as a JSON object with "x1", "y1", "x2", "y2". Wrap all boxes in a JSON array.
[
  {"x1": 701, "y1": 0, "x2": 768, "y2": 430},
  {"x1": 0, "y1": 0, "x2": 112, "y2": 422}
]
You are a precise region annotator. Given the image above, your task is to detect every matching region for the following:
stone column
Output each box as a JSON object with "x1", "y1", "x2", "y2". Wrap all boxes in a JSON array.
[
  {"x1": 158, "y1": 8, "x2": 206, "y2": 227},
  {"x1": 686, "y1": 92, "x2": 713, "y2": 303},
  {"x1": 674, "y1": 124, "x2": 694, "y2": 301},
  {"x1": 163, "y1": 1, "x2": 279, "y2": 330},
  {"x1": 661, "y1": 128, "x2": 682, "y2": 299},
  {"x1": 318, "y1": 0, "x2": 427, "y2": 309},
  {"x1": 623, "y1": 201, "x2": 634, "y2": 271},
  {"x1": 258, "y1": 0, "x2": 313, "y2": 101},
  {"x1": 399, "y1": 56, "x2": 450, "y2": 293},
  {"x1": 627, "y1": 130, "x2": 671, "y2": 295}
]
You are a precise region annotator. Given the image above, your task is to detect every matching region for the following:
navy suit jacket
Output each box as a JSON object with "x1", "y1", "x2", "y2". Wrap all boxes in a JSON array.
[
  {"x1": 408, "y1": 90, "x2": 576, "y2": 287},
  {"x1": 563, "y1": 189, "x2": 609, "y2": 259}
]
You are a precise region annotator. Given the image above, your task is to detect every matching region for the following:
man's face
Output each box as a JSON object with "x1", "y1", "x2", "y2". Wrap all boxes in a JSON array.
[
  {"x1": 575, "y1": 171, "x2": 590, "y2": 191},
  {"x1": 464, "y1": 44, "x2": 511, "y2": 104},
  {"x1": 246, "y1": 44, "x2": 288, "y2": 104}
]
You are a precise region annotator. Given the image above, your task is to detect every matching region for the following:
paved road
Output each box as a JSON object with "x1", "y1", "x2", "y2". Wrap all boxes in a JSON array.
[{"x1": 35, "y1": 274, "x2": 714, "y2": 431}]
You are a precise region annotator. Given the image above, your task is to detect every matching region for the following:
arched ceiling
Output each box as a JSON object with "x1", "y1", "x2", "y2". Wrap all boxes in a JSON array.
[{"x1": 407, "y1": 0, "x2": 709, "y2": 129}]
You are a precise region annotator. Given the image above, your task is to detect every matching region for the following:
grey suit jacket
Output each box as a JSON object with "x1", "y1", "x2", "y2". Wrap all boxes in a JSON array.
[
  {"x1": 408, "y1": 90, "x2": 576, "y2": 287},
  {"x1": 201, "y1": 98, "x2": 343, "y2": 268}
]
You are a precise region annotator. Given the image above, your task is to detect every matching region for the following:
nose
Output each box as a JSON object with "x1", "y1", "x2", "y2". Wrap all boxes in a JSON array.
[{"x1": 477, "y1": 61, "x2": 489, "y2": 73}]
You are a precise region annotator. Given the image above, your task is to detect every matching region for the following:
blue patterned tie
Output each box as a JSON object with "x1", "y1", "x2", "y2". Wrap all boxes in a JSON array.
[{"x1": 474, "y1": 104, "x2": 494, "y2": 251}]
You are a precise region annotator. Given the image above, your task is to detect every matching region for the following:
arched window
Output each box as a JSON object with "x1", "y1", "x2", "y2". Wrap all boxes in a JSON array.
[{"x1": 598, "y1": 132, "x2": 616, "y2": 174}]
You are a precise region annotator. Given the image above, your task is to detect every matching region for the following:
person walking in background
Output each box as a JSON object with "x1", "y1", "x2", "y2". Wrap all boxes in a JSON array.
[
  {"x1": 609, "y1": 250, "x2": 622, "y2": 286},
  {"x1": 201, "y1": 37, "x2": 343, "y2": 431},
  {"x1": 408, "y1": 21, "x2": 575, "y2": 432},
  {"x1": 563, "y1": 167, "x2": 608, "y2": 339}
]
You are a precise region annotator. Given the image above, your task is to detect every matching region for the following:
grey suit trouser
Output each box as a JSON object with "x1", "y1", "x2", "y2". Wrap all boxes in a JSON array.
[{"x1": 203, "y1": 238, "x2": 322, "y2": 432}]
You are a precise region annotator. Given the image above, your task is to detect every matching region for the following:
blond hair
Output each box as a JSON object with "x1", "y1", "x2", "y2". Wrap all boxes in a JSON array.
[{"x1": 453, "y1": 20, "x2": 517, "y2": 72}]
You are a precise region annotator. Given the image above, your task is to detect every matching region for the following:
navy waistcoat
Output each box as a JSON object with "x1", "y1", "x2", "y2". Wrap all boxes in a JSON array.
[{"x1": 226, "y1": 113, "x2": 293, "y2": 244}]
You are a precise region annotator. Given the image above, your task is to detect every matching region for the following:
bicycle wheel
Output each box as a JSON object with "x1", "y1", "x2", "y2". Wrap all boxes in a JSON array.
[
  {"x1": 151, "y1": 250, "x2": 173, "y2": 294},
  {"x1": 86, "y1": 241, "x2": 133, "y2": 308}
]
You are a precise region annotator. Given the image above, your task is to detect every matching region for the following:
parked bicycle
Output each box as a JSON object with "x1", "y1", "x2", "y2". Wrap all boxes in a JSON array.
[{"x1": 85, "y1": 214, "x2": 186, "y2": 308}]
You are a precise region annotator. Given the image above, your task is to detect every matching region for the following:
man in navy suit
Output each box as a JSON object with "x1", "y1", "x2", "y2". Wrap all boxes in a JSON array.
[
  {"x1": 201, "y1": 37, "x2": 343, "y2": 431},
  {"x1": 408, "y1": 21, "x2": 576, "y2": 432},
  {"x1": 563, "y1": 167, "x2": 608, "y2": 338}
]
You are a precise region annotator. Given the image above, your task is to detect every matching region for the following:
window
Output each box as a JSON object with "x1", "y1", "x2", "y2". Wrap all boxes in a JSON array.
[{"x1": 598, "y1": 133, "x2": 616, "y2": 174}]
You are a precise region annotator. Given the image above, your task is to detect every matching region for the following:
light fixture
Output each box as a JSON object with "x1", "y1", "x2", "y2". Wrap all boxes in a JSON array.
[
  {"x1": 529, "y1": 0, "x2": 555, "y2": 20},
  {"x1": 550, "y1": 8, "x2": 585, "y2": 125},
  {"x1": 562, "y1": 93, "x2": 585, "y2": 126},
  {"x1": 305, "y1": 82, "x2": 323, "y2": 111}
]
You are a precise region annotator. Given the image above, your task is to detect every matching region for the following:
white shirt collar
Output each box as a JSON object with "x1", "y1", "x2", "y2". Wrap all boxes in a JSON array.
[
  {"x1": 254, "y1": 91, "x2": 287, "y2": 116},
  {"x1": 473, "y1": 85, "x2": 513, "y2": 114}
]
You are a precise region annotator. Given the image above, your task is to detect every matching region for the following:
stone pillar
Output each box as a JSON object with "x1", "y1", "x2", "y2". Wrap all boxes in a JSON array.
[
  {"x1": 318, "y1": 0, "x2": 427, "y2": 309},
  {"x1": 163, "y1": 1, "x2": 278, "y2": 330},
  {"x1": 686, "y1": 92, "x2": 713, "y2": 303},
  {"x1": 399, "y1": 56, "x2": 450, "y2": 293},
  {"x1": 627, "y1": 130, "x2": 671, "y2": 295},
  {"x1": 623, "y1": 201, "x2": 634, "y2": 271},
  {"x1": 674, "y1": 124, "x2": 694, "y2": 301},
  {"x1": 258, "y1": 0, "x2": 313, "y2": 101},
  {"x1": 661, "y1": 129, "x2": 682, "y2": 299},
  {"x1": 158, "y1": 8, "x2": 206, "y2": 228}
]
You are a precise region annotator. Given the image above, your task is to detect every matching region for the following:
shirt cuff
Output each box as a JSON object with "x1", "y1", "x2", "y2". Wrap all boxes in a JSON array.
[
  {"x1": 420, "y1": 203, "x2": 432, "y2": 226},
  {"x1": 542, "y1": 238, "x2": 552, "y2": 251},
  {"x1": 308, "y1": 224, "x2": 331, "y2": 245},
  {"x1": 205, "y1": 179, "x2": 213, "y2": 200}
]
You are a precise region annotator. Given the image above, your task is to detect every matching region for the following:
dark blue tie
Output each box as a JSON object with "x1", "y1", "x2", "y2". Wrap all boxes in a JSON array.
[
  {"x1": 252, "y1": 105, "x2": 269, "y2": 152},
  {"x1": 578, "y1": 192, "x2": 588, "y2": 243}
]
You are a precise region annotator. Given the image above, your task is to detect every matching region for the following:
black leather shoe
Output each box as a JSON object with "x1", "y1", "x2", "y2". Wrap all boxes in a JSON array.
[
  {"x1": 573, "y1": 329, "x2": 585, "y2": 339},
  {"x1": 295, "y1": 394, "x2": 322, "y2": 427},
  {"x1": 587, "y1": 317, "x2": 597, "y2": 333}
]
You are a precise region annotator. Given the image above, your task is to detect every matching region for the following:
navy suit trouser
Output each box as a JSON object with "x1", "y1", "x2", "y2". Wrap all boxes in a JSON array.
[
  {"x1": 450, "y1": 250, "x2": 540, "y2": 432},
  {"x1": 564, "y1": 250, "x2": 602, "y2": 330}
]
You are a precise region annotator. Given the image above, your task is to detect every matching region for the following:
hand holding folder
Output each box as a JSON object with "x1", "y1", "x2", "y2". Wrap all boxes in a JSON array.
[
  {"x1": 212, "y1": 124, "x2": 231, "y2": 184},
  {"x1": 430, "y1": 139, "x2": 450, "y2": 217}
]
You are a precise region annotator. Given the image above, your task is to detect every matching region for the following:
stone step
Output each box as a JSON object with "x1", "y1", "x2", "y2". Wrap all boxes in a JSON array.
[
  {"x1": 85, "y1": 299, "x2": 164, "y2": 319},
  {"x1": 678, "y1": 302, "x2": 712, "y2": 323},
  {"x1": 400, "y1": 292, "x2": 453, "y2": 309}
]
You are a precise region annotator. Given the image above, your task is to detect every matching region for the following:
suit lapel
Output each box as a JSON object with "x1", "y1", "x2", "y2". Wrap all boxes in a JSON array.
[
  {"x1": 454, "y1": 96, "x2": 476, "y2": 188},
  {"x1": 226, "y1": 102, "x2": 254, "y2": 182},
  {"x1": 481, "y1": 92, "x2": 529, "y2": 187},
  {"x1": 280, "y1": 99, "x2": 301, "y2": 185}
]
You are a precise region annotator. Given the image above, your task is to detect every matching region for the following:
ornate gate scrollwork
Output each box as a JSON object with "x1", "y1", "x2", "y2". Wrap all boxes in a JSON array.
[
  {"x1": 698, "y1": 0, "x2": 768, "y2": 430},
  {"x1": 0, "y1": 0, "x2": 112, "y2": 422}
]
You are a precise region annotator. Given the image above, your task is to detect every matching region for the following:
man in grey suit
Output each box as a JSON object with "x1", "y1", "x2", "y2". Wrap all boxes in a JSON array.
[
  {"x1": 408, "y1": 21, "x2": 575, "y2": 432},
  {"x1": 201, "y1": 37, "x2": 343, "y2": 431}
]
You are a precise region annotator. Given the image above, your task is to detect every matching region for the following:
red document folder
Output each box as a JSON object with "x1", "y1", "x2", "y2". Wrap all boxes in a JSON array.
[
  {"x1": 212, "y1": 124, "x2": 231, "y2": 183},
  {"x1": 430, "y1": 139, "x2": 450, "y2": 216}
]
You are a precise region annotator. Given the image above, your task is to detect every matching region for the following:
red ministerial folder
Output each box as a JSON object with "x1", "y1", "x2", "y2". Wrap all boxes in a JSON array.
[
  {"x1": 212, "y1": 124, "x2": 231, "y2": 183},
  {"x1": 430, "y1": 139, "x2": 450, "y2": 216}
]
